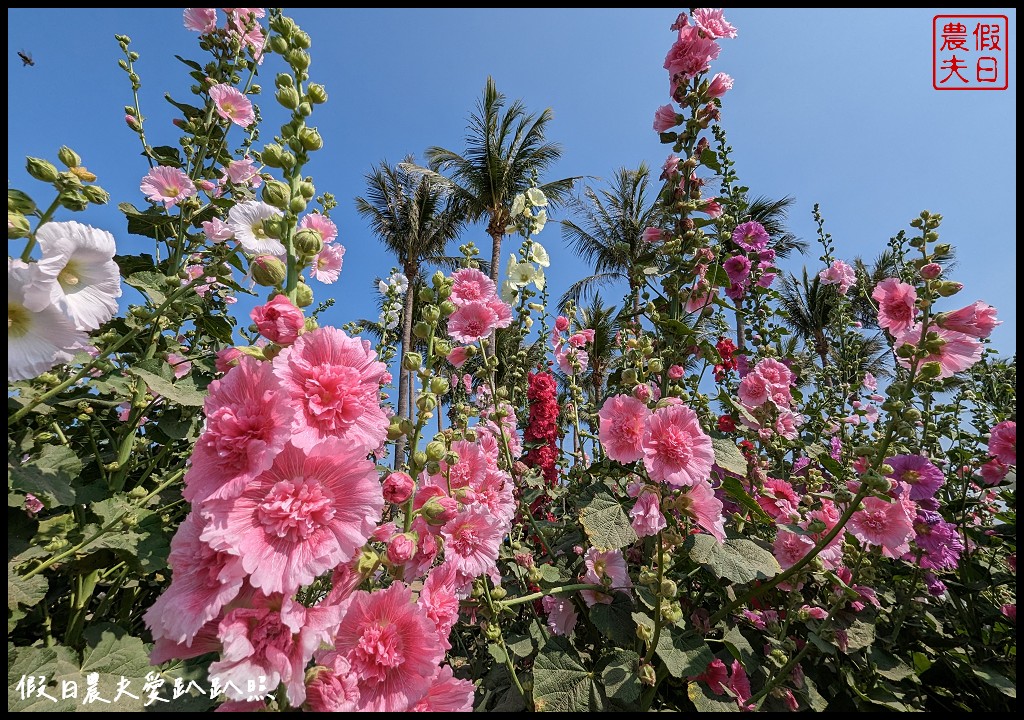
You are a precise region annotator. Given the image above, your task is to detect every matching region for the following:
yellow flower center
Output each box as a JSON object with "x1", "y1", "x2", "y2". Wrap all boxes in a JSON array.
[
  {"x1": 58, "y1": 260, "x2": 82, "y2": 290},
  {"x1": 9, "y1": 302, "x2": 31, "y2": 338}
]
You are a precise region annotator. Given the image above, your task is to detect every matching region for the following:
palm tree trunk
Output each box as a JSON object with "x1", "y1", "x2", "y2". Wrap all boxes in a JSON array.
[
  {"x1": 488, "y1": 227, "x2": 503, "y2": 283},
  {"x1": 734, "y1": 306, "x2": 747, "y2": 353},
  {"x1": 393, "y1": 267, "x2": 417, "y2": 470}
]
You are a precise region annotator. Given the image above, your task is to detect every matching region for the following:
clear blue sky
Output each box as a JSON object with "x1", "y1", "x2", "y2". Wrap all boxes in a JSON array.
[{"x1": 7, "y1": 8, "x2": 1017, "y2": 358}]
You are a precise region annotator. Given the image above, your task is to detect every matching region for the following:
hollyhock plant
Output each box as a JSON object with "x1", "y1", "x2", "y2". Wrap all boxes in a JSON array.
[
  {"x1": 542, "y1": 595, "x2": 579, "y2": 637},
  {"x1": 642, "y1": 403, "x2": 715, "y2": 487},
  {"x1": 599, "y1": 394, "x2": 651, "y2": 463},
  {"x1": 653, "y1": 104, "x2": 679, "y2": 132},
  {"x1": 209, "y1": 83, "x2": 256, "y2": 127},
  {"x1": 849, "y1": 493, "x2": 916, "y2": 558},
  {"x1": 886, "y1": 454, "x2": 945, "y2": 501},
  {"x1": 272, "y1": 326, "x2": 389, "y2": 453},
  {"x1": 896, "y1": 325, "x2": 983, "y2": 379},
  {"x1": 251, "y1": 294, "x2": 305, "y2": 345},
  {"x1": 676, "y1": 480, "x2": 726, "y2": 541},
  {"x1": 412, "y1": 665, "x2": 475, "y2": 712},
  {"x1": 988, "y1": 420, "x2": 1016, "y2": 465},
  {"x1": 872, "y1": 278, "x2": 918, "y2": 338},
  {"x1": 818, "y1": 259, "x2": 857, "y2": 295},
  {"x1": 332, "y1": 582, "x2": 445, "y2": 712},
  {"x1": 440, "y1": 507, "x2": 505, "y2": 581},
  {"x1": 200, "y1": 440, "x2": 383, "y2": 595},
  {"x1": 581, "y1": 548, "x2": 633, "y2": 606},
  {"x1": 936, "y1": 301, "x2": 1000, "y2": 338},
  {"x1": 310, "y1": 242, "x2": 345, "y2": 284},
  {"x1": 731, "y1": 221, "x2": 770, "y2": 251},
  {"x1": 630, "y1": 492, "x2": 667, "y2": 537},
  {"x1": 140, "y1": 165, "x2": 197, "y2": 209},
  {"x1": 707, "y1": 71, "x2": 733, "y2": 98},
  {"x1": 227, "y1": 200, "x2": 286, "y2": 256}
]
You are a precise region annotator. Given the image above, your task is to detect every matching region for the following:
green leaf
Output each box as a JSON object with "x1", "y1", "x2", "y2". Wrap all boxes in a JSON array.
[
  {"x1": 533, "y1": 637, "x2": 603, "y2": 712},
  {"x1": 655, "y1": 628, "x2": 714, "y2": 679},
  {"x1": 114, "y1": 253, "x2": 157, "y2": 278},
  {"x1": 685, "y1": 535, "x2": 781, "y2": 584},
  {"x1": 163, "y1": 93, "x2": 204, "y2": 120},
  {"x1": 869, "y1": 647, "x2": 914, "y2": 682},
  {"x1": 505, "y1": 633, "x2": 535, "y2": 659},
  {"x1": 579, "y1": 491, "x2": 637, "y2": 550},
  {"x1": 7, "y1": 568, "x2": 47, "y2": 611},
  {"x1": 9, "y1": 444, "x2": 81, "y2": 508},
  {"x1": 807, "y1": 630, "x2": 837, "y2": 656},
  {"x1": 688, "y1": 681, "x2": 738, "y2": 712},
  {"x1": 7, "y1": 643, "x2": 81, "y2": 711},
  {"x1": 125, "y1": 270, "x2": 168, "y2": 306},
  {"x1": 128, "y1": 367, "x2": 206, "y2": 407},
  {"x1": 488, "y1": 643, "x2": 508, "y2": 664},
  {"x1": 538, "y1": 564, "x2": 561, "y2": 583},
  {"x1": 712, "y1": 437, "x2": 748, "y2": 477},
  {"x1": 118, "y1": 202, "x2": 175, "y2": 241},
  {"x1": 842, "y1": 619, "x2": 875, "y2": 652},
  {"x1": 590, "y1": 593, "x2": 637, "y2": 646},
  {"x1": 148, "y1": 145, "x2": 183, "y2": 167},
  {"x1": 699, "y1": 148, "x2": 722, "y2": 173},
  {"x1": 803, "y1": 674, "x2": 829, "y2": 711},
  {"x1": 912, "y1": 651, "x2": 932, "y2": 675},
  {"x1": 817, "y1": 451, "x2": 844, "y2": 477},
  {"x1": 599, "y1": 649, "x2": 640, "y2": 705},
  {"x1": 721, "y1": 476, "x2": 772, "y2": 523},
  {"x1": 972, "y1": 666, "x2": 1016, "y2": 698}
]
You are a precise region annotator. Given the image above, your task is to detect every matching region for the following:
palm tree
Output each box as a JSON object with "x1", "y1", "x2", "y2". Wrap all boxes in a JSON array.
[
  {"x1": 575, "y1": 294, "x2": 622, "y2": 410},
  {"x1": 558, "y1": 164, "x2": 664, "y2": 317},
  {"x1": 417, "y1": 76, "x2": 577, "y2": 284},
  {"x1": 355, "y1": 157, "x2": 466, "y2": 467}
]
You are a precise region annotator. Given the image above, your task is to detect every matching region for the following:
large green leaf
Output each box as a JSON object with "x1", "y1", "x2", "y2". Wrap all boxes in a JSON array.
[
  {"x1": 7, "y1": 568, "x2": 47, "y2": 611},
  {"x1": 685, "y1": 535, "x2": 780, "y2": 584},
  {"x1": 128, "y1": 367, "x2": 206, "y2": 407},
  {"x1": 589, "y1": 593, "x2": 637, "y2": 646},
  {"x1": 9, "y1": 444, "x2": 81, "y2": 508},
  {"x1": 688, "y1": 681, "x2": 738, "y2": 712},
  {"x1": 655, "y1": 627, "x2": 714, "y2": 679},
  {"x1": 712, "y1": 437, "x2": 748, "y2": 477},
  {"x1": 533, "y1": 637, "x2": 603, "y2": 712},
  {"x1": 973, "y1": 666, "x2": 1016, "y2": 698},
  {"x1": 599, "y1": 649, "x2": 640, "y2": 705},
  {"x1": 579, "y1": 490, "x2": 637, "y2": 550}
]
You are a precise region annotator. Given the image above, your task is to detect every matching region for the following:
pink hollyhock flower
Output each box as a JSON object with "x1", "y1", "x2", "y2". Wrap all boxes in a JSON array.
[
  {"x1": 387, "y1": 532, "x2": 417, "y2": 565},
  {"x1": 140, "y1": 165, "x2": 196, "y2": 209},
  {"x1": 692, "y1": 8, "x2": 738, "y2": 39},
  {"x1": 668, "y1": 364, "x2": 685, "y2": 379},
  {"x1": 701, "y1": 198, "x2": 724, "y2": 218},
  {"x1": 183, "y1": 8, "x2": 217, "y2": 33},
  {"x1": 912, "y1": 510, "x2": 963, "y2": 571},
  {"x1": 685, "y1": 287, "x2": 716, "y2": 314},
  {"x1": 299, "y1": 212, "x2": 339, "y2": 244},
  {"x1": 773, "y1": 528, "x2": 815, "y2": 570},
  {"x1": 210, "y1": 594, "x2": 341, "y2": 707},
  {"x1": 440, "y1": 507, "x2": 504, "y2": 580},
  {"x1": 753, "y1": 358, "x2": 794, "y2": 406},
  {"x1": 273, "y1": 326, "x2": 389, "y2": 453},
  {"x1": 184, "y1": 357, "x2": 294, "y2": 503},
  {"x1": 728, "y1": 660, "x2": 753, "y2": 710},
  {"x1": 383, "y1": 471, "x2": 415, "y2": 505},
  {"x1": 202, "y1": 217, "x2": 234, "y2": 243},
  {"x1": 450, "y1": 267, "x2": 497, "y2": 306},
  {"x1": 555, "y1": 344, "x2": 589, "y2": 375},
  {"x1": 896, "y1": 325, "x2": 983, "y2": 378},
  {"x1": 757, "y1": 478, "x2": 800, "y2": 520},
  {"x1": 630, "y1": 492, "x2": 667, "y2": 537},
  {"x1": 653, "y1": 104, "x2": 678, "y2": 133},
  {"x1": 677, "y1": 480, "x2": 726, "y2": 541},
  {"x1": 664, "y1": 22, "x2": 721, "y2": 82},
  {"x1": 447, "y1": 345, "x2": 470, "y2": 368},
  {"x1": 979, "y1": 458, "x2": 1009, "y2": 485},
  {"x1": 598, "y1": 394, "x2": 651, "y2": 463},
  {"x1": 849, "y1": 494, "x2": 915, "y2": 558},
  {"x1": 818, "y1": 260, "x2": 856, "y2": 295},
  {"x1": 554, "y1": 315, "x2": 570, "y2": 332},
  {"x1": 872, "y1": 278, "x2": 918, "y2": 338},
  {"x1": 201, "y1": 440, "x2": 382, "y2": 595},
  {"x1": 411, "y1": 665, "x2": 475, "y2": 712},
  {"x1": 221, "y1": 156, "x2": 262, "y2": 187},
  {"x1": 724, "y1": 254, "x2": 751, "y2": 286},
  {"x1": 541, "y1": 595, "x2": 578, "y2": 637},
  {"x1": 731, "y1": 221, "x2": 770, "y2": 252},
  {"x1": 214, "y1": 346, "x2": 243, "y2": 373},
  {"x1": 333, "y1": 582, "x2": 444, "y2": 712},
  {"x1": 738, "y1": 371, "x2": 770, "y2": 407},
  {"x1": 661, "y1": 153, "x2": 680, "y2": 179},
  {"x1": 448, "y1": 301, "x2": 499, "y2": 343},
  {"x1": 143, "y1": 513, "x2": 247, "y2": 646},
  {"x1": 23, "y1": 493, "x2": 44, "y2": 517},
  {"x1": 643, "y1": 404, "x2": 715, "y2": 487},
  {"x1": 209, "y1": 83, "x2": 255, "y2": 127},
  {"x1": 581, "y1": 547, "x2": 632, "y2": 606},
  {"x1": 251, "y1": 294, "x2": 304, "y2": 345},
  {"x1": 305, "y1": 651, "x2": 361, "y2": 711},
  {"x1": 697, "y1": 658, "x2": 729, "y2": 694},
  {"x1": 467, "y1": 468, "x2": 517, "y2": 526},
  {"x1": 644, "y1": 226, "x2": 667, "y2": 243},
  {"x1": 417, "y1": 563, "x2": 467, "y2": 651},
  {"x1": 988, "y1": 420, "x2": 1016, "y2": 465},
  {"x1": 311, "y1": 242, "x2": 345, "y2": 284},
  {"x1": 706, "y1": 72, "x2": 733, "y2": 98},
  {"x1": 936, "y1": 301, "x2": 1000, "y2": 339},
  {"x1": 1001, "y1": 604, "x2": 1016, "y2": 623},
  {"x1": 886, "y1": 454, "x2": 944, "y2": 501}
]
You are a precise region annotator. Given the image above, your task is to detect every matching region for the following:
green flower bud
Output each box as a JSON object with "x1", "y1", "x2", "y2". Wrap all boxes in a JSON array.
[
  {"x1": 304, "y1": 317, "x2": 319, "y2": 333},
  {"x1": 307, "y1": 83, "x2": 328, "y2": 104},
  {"x1": 260, "y1": 143, "x2": 285, "y2": 168},
  {"x1": 261, "y1": 179, "x2": 291, "y2": 210},
  {"x1": 490, "y1": 585, "x2": 507, "y2": 601},
  {"x1": 411, "y1": 450, "x2": 428, "y2": 471},
  {"x1": 8, "y1": 212, "x2": 30, "y2": 239},
  {"x1": 299, "y1": 180, "x2": 316, "y2": 199},
  {"x1": 918, "y1": 361, "x2": 942, "y2": 381},
  {"x1": 292, "y1": 30, "x2": 312, "y2": 49},
  {"x1": 26, "y1": 157, "x2": 60, "y2": 183},
  {"x1": 660, "y1": 579, "x2": 678, "y2": 598},
  {"x1": 434, "y1": 339, "x2": 452, "y2": 357},
  {"x1": 387, "y1": 419, "x2": 405, "y2": 441},
  {"x1": 636, "y1": 622, "x2": 654, "y2": 643},
  {"x1": 294, "y1": 228, "x2": 324, "y2": 256},
  {"x1": 274, "y1": 72, "x2": 294, "y2": 89},
  {"x1": 269, "y1": 35, "x2": 289, "y2": 55},
  {"x1": 425, "y1": 460, "x2": 441, "y2": 476},
  {"x1": 82, "y1": 185, "x2": 110, "y2": 205},
  {"x1": 287, "y1": 49, "x2": 311, "y2": 71},
  {"x1": 403, "y1": 352, "x2": 422, "y2": 370},
  {"x1": 416, "y1": 394, "x2": 437, "y2": 412},
  {"x1": 430, "y1": 377, "x2": 450, "y2": 395},
  {"x1": 58, "y1": 191, "x2": 89, "y2": 212},
  {"x1": 250, "y1": 255, "x2": 287, "y2": 287},
  {"x1": 425, "y1": 440, "x2": 447, "y2": 462},
  {"x1": 622, "y1": 368, "x2": 638, "y2": 385},
  {"x1": 418, "y1": 286, "x2": 435, "y2": 303},
  {"x1": 434, "y1": 301, "x2": 455, "y2": 318},
  {"x1": 275, "y1": 86, "x2": 301, "y2": 110},
  {"x1": 299, "y1": 127, "x2": 323, "y2": 151},
  {"x1": 280, "y1": 151, "x2": 297, "y2": 169},
  {"x1": 413, "y1": 321, "x2": 431, "y2": 340},
  {"x1": 422, "y1": 304, "x2": 440, "y2": 323},
  {"x1": 356, "y1": 549, "x2": 379, "y2": 575},
  {"x1": 806, "y1": 518, "x2": 828, "y2": 534},
  {"x1": 297, "y1": 102, "x2": 313, "y2": 118},
  {"x1": 933, "y1": 243, "x2": 952, "y2": 255},
  {"x1": 57, "y1": 146, "x2": 81, "y2": 168},
  {"x1": 835, "y1": 488, "x2": 855, "y2": 503},
  {"x1": 934, "y1": 280, "x2": 963, "y2": 297},
  {"x1": 294, "y1": 282, "x2": 314, "y2": 307},
  {"x1": 638, "y1": 663, "x2": 657, "y2": 686},
  {"x1": 8, "y1": 189, "x2": 36, "y2": 214}
]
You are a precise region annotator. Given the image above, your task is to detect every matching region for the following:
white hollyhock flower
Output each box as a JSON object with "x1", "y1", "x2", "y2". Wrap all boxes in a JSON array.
[
  {"x1": 525, "y1": 187, "x2": 548, "y2": 208},
  {"x1": 529, "y1": 241, "x2": 550, "y2": 268},
  {"x1": 28, "y1": 220, "x2": 121, "y2": 331},
  {"x1": 500, "y1": 280, "x2": 518, "y2": 304},
  {"x1": 530, "y1": 208, "x2": 548, "y2": 235},
  {"x1": 511, "y1": 193, "x2": 526, "y2": 217},
  {"x1": 507, "y1": 257, "x2": 538, "y2": 289},
  {"x1": 227, "y1": 201, "x2": 285, "y2": 256},
  {"x1": 8, "y1": 258, "x2": 87, "y2": 381},
  {"x1": 533, "y1": 267, "x2": 546, "y2": 291}
]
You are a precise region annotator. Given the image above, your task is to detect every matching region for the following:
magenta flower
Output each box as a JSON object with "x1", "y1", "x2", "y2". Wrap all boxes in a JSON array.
[
  {"x1": 819, "y1": 259, "x2": 856, "y2": 295},
  {"x1": 630, "y1": 492, "x2": 667, "y2": 537},
  {"x1": 643, "y1": 404, "x2": 715, "y2": 487},
  {"x1": 581, "y1": 547, "x2": 632, "y2": 606},
  {"x1": 677, "y1": 480, "x2": 726, "y2": 541},
  {"x1": 210, "y1": 83, "x2": 255, "y2": 127},
  {"x1": 598, "y1": 394, "x2": 651, "y2": 463},
  {"x1": 731, "y1": 221, "x2": 770, "y2": 252},
  {"x1": 872, "y1": 278, "x2": 918, "y2": 338},
  {"x1": 886, "y1": 454, "x2": 944, "y2": 501},
  {"x1": 936, "y1": 301, "x2": 1000, "y2": 338},
  {"x1": 411, "y1": 665, "x2": 475, "y2": 712},
  {"x1": 201, "y1": 440, "x2": 383, "y2": 595},
  {"x1": 541, "y1": 595, "x2": 579, "y2": 637},
  {"x1": 333, "y1": 583, "x2": 445, "y2": 712},
  {"x1": 273, "y1": 326, "x2": 389, "y2": 453},
  {"x1": 311, "y1": 242, "x2": 345, "y2": 284},
  {"x1": 210, "y1": 594, "x2": 341, "y2": 707},
  {"x1": 849, "y1": 494, "x2": 915, "y2": 558},
  {"x1": 140, "y1": 165, "x2": 196, "y2": 208},
  {"x1": 988, "y1": 420, "x2": 1016, "y2": 465},
  {"x1": 653, "y1": 104, "x2": 678, "y2": 133},
  {"x1": 184, "y1": 356, "x2": 295, "y2": 504},
  {"x1": 448, "y1": 301, "x2": 499, "y2": 343},
  {"x1": 692, "y1": 8, "x2": 738, "y2": 39},
  {"x1": 251, "y1": 294, "x2": 305, "y2": 345},
  {"x1": 724, "y1": 254, "x2": 752, "y2": 286},
  {"x1": 912, "y1": 510, "x2": 963, "y2": 571}
]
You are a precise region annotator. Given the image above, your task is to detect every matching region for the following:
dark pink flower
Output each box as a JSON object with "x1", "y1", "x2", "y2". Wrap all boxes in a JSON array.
[
  {"x1": 886, "y1": 454, "x2": 944, "y2": 501},
  {"x1": 383, "y1": 471, "x2": 415, "y2": 505},
  {"x1": 448, "y1": 301, "x2": 499, "y2": 343},
  {"x1": 598, "y1": 394, "x2": 651, "y2": 463},
  {"x1": 936, "y1": 301, "x2": 1000, "y2": 339},
  {"x1": 251, "y1": 294, "x2": 304, "y2": 345},
  {"x1": 731, "y1": 221, "x2": 770, "y2": 252},
  {"x1": 849, "y1": 494, "x2": 915, "y2": 558},
  {"x1": 653, "y1": 104, "x2": 678, "y2": 133},
  {"x1": 411, "y1": 665, "x2": 475, "y2": 712},
  {"x1": 872, "y1": 278, "x2": 918, "y2": 338},
  {"x1": 706, "y1": 72, "x2": 733, "y2": 98},
  {"x1": 642, "y1": 404, "x2": 715, "y2": 487},
  {"x1": 988, "y1": 420, "x2": 1016, "y2": 465}
]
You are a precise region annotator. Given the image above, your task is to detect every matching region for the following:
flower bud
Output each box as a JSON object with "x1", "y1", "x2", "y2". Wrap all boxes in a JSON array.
[
  {"x1": 274, "y1": 72, "x2": 294, "y2": 89},
  {"x1": 81, "y1": 185, "x2": 110, "y2": 205},
  {"x1": 420, "y1": 494, "x2": 457, "y2": 525},
  {"x1": 433, "y1": 339, "x2": 452, "y2": 357},
  {"x1": 261, "y1": 179, "x2": 291, "y2": 210},
  {"x1": 430, "y1": 377, "x2": 450, "y2": 395},
  {"x1": 403, "y1": 352, "x2": 422, "y2": 370},
  {"x1": 919, "y1": 263, "x2": 942, "y2": 280},
  {"x1": 636, "y1": 622, "x2": 654, "y2": 643},
  {"x1": 299, "y1": 127, "x2": 323, "y2": 151},
  {"x1": 292, "y1": 30, "x2": 312, "y2": 49},
  {"x1": 8, "y1": 189, "x2": 36, "y2": 214},
  {"x1": 297, "y1": 102, "x2": 313, "y2": 118},
  {"x1": 660, "y1": 579, "x2": 678, "y2": 598},
  {"x1": 425, "y1": 440, "x2": 447, "y2": 462},
  {"x1": 413, "y1": 321, "x2": 431, "y2": 339},
  {"x1": 917, "y1": 361, "x2": 942, "y2": 380},
  {"x1": 307, "y1": 83, "x2": 328, "y2": 104},
  {"x1": 8, "y1": 212, "x2": 30, "y2": 239},
  {"x1": 275, "y1": 86, "x2": 300, "y2": 110},
  {"x1": 260, "y1": 143, "x2": 285, "y2": 168},
  {"x1": 58, "y1": 191, "x2": 89, "y2": 211},
  {"x1": 416, "y1": 394, "x2": 437, "y2": 412},
  {"x1": 250, "y1": 255, "x2": 287, "y2": 287},
  {"x1": 26, "y1": 157, "x2": 60, "y2": 183},
  {"x1": 57, "y1": 146, "x2": 81, "y2": 168},
  {"x1": 422, "y1": 304, "x2": 440, "y2": 323},
  {"x1": 439, "y1": 300, "x2": 457, "y2": 317},
  {"x1": 269, "y1": 35, "x2": 289, "y2": 55},
  {"x1": 287, "y1": 49, "x2": 311, "y2": 71},
  {"x1": 293, "y1": 228, "x2": 324, "y2": 256},
  {"x1": 934, "y1": 280, "x2": 963, "y2": 297},
  {"x1": 294, "y1": 282, "x2": 314, "y2": 307},
  {"x1": 638, "y1": 663, "x2": 657, "y2": 686}
]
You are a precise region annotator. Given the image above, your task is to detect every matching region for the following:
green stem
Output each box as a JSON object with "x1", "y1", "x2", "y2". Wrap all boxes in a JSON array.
[
  {"x1": 643, "y1": 533, "x2": 665, "y2": 664},
  {"x1": 20, "y1": 197, "x2": 62, "y2": 262},
  {"x1": 494, "y1": 583, "x2": 606, "y2": 609}
]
